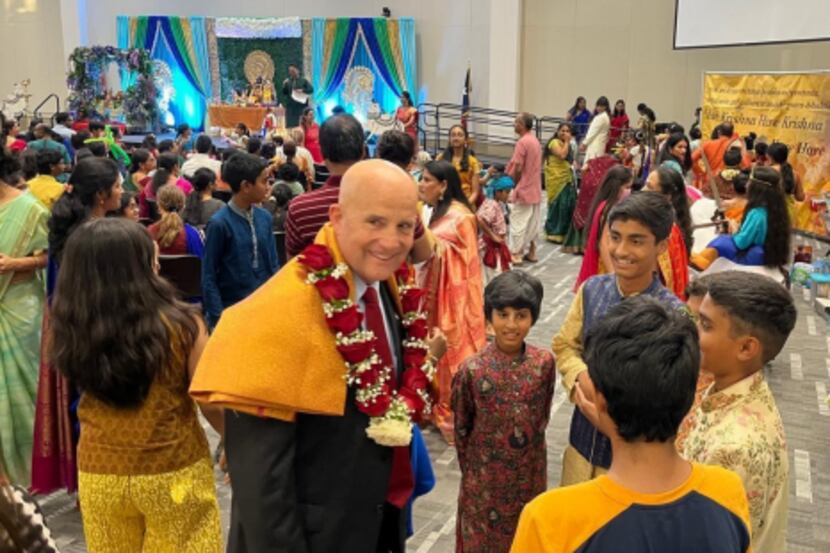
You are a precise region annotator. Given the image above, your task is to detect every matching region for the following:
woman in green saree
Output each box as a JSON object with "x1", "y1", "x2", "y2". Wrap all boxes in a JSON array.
[
  {"x1": 0, "y1": 146, "x2": 49, "y2": 486},
  {"x1": 543, "y1": 123, "x2": 576, "y2": 243}
]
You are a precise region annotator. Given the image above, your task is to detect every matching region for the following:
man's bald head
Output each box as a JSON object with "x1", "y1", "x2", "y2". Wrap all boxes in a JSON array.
[
  {"x1": 338, "y1": 159, "x2": 418, "y2": 207},
  {"x1": 330, "y1": 159, "x2": 419, "y2": 283}
]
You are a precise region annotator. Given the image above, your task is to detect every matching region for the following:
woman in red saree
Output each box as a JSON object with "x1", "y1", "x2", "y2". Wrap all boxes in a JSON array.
[
  {"x1": 300, "y1": 107, "x2": 323, "y2": 164},
  {"x1": 396, "y1": 92, "x2": 419, "y2": 147},
  {"x1": 31, "y1": 158, "x2": 124, "y2": 494},
  {"x1": 644, "y1": 167, "x2": 693, "y2": 299},
  {"x1": 561, "y1": 155, "x2": 617, "y2": 254},
  {"x1": 607, "y1": 99, "x2": 629, "y2": 153},
  {"x1": 417, "y1": 160, "x2": 486, "y2": 443},
  {"x1": 575, "y1": 165, "x2": 633, "y2": 289}
]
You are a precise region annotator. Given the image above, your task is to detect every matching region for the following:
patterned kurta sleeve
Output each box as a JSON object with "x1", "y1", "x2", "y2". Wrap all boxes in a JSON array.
[
  {"x1": 552, "y1": 285, "x2": 586, "y2": 401},
  {"x1": 451, "y1": 361, "x2": 476, "y2": 471},
  {"x1": 708, "y1": 442, "x2": 780, "y2": 546}
]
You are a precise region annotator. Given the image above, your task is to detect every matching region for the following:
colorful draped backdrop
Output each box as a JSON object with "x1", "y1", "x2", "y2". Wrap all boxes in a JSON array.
[
  {"x1": 311, "y1": 18, "x2": 417, "y2": 119},
  {"x1": 115, "y1": 16, "x2": 417, "y2": 130},
  {"x1": 117, "y1": 16, "x2": 212, "y2": 129}
]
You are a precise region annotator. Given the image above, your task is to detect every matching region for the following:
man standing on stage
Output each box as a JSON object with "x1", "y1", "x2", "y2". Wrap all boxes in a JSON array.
[{"x1": 282, "y1": 63, "x2": 314, "y2": 128}]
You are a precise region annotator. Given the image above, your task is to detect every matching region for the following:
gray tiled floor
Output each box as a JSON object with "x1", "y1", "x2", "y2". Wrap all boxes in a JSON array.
[{"x1": 42, "y1": 239, "x2": 830, "y2": 552}]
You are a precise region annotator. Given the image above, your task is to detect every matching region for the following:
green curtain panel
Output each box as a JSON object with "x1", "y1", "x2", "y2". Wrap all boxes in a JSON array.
[{"x1": 216, "y1": 37, "x2": 303, "y2": 102}]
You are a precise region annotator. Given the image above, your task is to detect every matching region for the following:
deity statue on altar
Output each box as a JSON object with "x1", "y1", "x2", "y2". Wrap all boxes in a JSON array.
[
  {"x1": 243, "y1": 51, "x2": 278, "y2": 106},
  {"x1": 248, "y1": 76, "x2": 276, "y2": 106}
]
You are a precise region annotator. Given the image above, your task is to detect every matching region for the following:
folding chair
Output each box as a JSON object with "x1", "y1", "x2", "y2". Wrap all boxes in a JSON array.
[{"x1": 158, "y1": 254, "x2": 202, "y2": 299}]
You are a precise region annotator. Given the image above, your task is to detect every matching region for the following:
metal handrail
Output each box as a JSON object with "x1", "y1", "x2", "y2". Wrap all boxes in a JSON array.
[
  {"x1": 416, "y1": 102, "x2": 635, "y2": 167},
  {"x1": 33, "y1": 94, "x2": 61, "y2": 121}
]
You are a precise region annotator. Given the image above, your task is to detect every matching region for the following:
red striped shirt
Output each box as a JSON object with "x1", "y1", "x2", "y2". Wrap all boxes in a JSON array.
[
  {"x1": 284, "y1": 174, "x2": 425, "y2": 258},
  {"x1": 285, "y1": 176, "x2": 342, "y2": 257}
]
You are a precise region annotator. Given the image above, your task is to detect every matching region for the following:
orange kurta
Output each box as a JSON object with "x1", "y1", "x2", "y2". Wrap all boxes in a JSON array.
[{"x1": 420, "y1": 202, "x2": 487, "y2": 441}]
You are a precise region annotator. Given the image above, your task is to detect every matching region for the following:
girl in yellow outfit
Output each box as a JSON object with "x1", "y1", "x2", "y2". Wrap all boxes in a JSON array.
[
  {"x1": 437, "y1": 124, "x2": 482, "y2": 206},
  {"x1": 49, "y1": 218, "x2": 224, "y2": 553}
]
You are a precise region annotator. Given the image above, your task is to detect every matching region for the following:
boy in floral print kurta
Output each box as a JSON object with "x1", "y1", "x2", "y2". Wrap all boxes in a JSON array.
[
  {"x1": 451, "y1": 271, "x2": 555, "y2": 553},
  {"x1": 677, "y1": 271, "x2": 795, "y2": 553}
]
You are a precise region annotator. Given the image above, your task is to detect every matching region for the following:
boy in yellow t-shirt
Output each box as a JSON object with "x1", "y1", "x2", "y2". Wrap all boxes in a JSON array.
[
  {"x1": 26, "y1": 149, "x2": 66, "y2": 209},
  {"x1": 512, "y1": 296, "x2": 752, "y2": 553}
]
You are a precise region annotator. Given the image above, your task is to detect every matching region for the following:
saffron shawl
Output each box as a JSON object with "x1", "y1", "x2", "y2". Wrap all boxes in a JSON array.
[{"x1": 189, "y1": 223, "x2": 402, "y2": 421}]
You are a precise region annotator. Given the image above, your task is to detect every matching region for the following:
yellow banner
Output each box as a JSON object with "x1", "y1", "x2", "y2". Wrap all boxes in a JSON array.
[{"x1": 702, "y1": 72, "x2": 830, "y2": 233}]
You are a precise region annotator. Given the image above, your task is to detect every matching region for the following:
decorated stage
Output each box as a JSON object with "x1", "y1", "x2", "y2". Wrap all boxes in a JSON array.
[{"x1": 106, "y1": 16, "x2": 417, "y2": 132}]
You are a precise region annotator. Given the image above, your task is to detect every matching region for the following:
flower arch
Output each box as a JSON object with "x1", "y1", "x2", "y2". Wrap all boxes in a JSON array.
[{"x1": 66, "y1": 46, "x2": 158, "y2": 128}]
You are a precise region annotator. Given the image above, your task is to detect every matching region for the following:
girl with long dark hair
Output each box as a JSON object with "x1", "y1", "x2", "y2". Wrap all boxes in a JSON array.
[
  {"x1": 300, "y1": 107, "x2": 323, "y2": 163},
  {"x1": 182, "y1": 168, "x2": 224, "y2": 228},
  {"x1": 396, "y1": 91, "x2": 419, "y2": 146},
  {"x1": 657, "y1": 132, "x2": 703, "y2": 203},
  {"x1": 644, "y1": 167, "x2": 693, "y2": 298},
  {"x1": 2, "y1": 119, "x2": 25, "y2": 151},
  {"x1": 581, "y1": 96, "x2": 611, "y2": 161},
  {"x1": 127, "y1": 148, "x2": 155, "y2": 193},
  {"x1": 575, "y1": 165, "x2": 633, "y2": 288},
  {"x1": 691, "y1": 166, "x2": 790, "y2": 269},
  {"x1": 657, "y1": 132, "x2": 693, "y2": 176},
  {"x1": 48, "y1": 157, "x2": 123, "y2": 262},
  {"x1": 768, "y1": 142, "x2": 804, "y2": 220},
  {"x1": 566, "y1": 96, "x2": 591, "y2": 142},
  {"x1": 107, "y1": 190, "x2": 140, "y2": 222},
  {"x1": 543, "y1": 122, "x2": 575, "y2": 243},
  {"x1": 50, "y1": 217, "x2": 222, "y2": 552},
  {"x1": 438, "y1": 124, "x2": 481, "y2": 205},
  {"x1": 607, "y1": 99, "x2": 629, "y2": 153},
  {"x1": 417, "y1": 160, "x2": 485, "y2": 443}
]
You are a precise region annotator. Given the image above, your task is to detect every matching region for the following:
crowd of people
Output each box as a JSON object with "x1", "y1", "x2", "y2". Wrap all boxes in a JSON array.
[{"x1": 0, "y1": 91, "x2": 804, "y2": 553}]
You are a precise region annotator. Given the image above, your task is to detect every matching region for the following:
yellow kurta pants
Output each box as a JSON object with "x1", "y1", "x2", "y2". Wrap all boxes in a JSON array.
[{"x1": 78, "y1": 458, "x2": 222, "y2": 553}]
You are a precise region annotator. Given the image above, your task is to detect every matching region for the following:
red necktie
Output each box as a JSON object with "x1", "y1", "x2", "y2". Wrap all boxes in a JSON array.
[{"x1": 362, "y1": 286, "x2": 414, "y2": 509}]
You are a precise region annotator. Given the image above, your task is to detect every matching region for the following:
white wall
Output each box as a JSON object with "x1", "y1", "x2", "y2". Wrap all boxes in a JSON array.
[
  {"x1": 0, "y1": 0, "x2": 69, "y2": 113},
  {"x1": 79, "y1": 0, "x2": 500, "y2": 109},
  {"x1": 521, "y1": 0, "x2": 830, "y2": 128}
]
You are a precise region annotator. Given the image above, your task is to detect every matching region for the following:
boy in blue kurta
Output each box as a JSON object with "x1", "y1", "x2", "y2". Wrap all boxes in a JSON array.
[
  {"x1": 202, "y1": 152, "x2": 279, "y2": 330},
  {"x1": 553, "y1": 192, "x2": 685, "y2": 486}
]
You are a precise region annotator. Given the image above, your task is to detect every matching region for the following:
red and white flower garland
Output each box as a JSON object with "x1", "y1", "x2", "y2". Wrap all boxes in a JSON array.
[{"x1": 299, "y1": 244, "x2": 436, "y2": 447}]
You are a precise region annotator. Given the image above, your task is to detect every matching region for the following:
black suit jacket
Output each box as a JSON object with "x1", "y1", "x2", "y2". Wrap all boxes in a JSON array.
[{"x1": 226, "y1": 283, "x2": 406, "y2": 553}]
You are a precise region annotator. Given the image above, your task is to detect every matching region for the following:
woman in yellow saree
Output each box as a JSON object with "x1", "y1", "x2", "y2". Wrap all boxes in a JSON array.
[
  {"x1": 0, "y1": 148, "x2": 49, "y2": 486},
  {"x1": 418, "y1": 160, "x2": 486, "y2": 443}
]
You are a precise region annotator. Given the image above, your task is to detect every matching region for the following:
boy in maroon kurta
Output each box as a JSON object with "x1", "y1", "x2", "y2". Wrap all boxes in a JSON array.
[{"x1": 451, "y1": 271, "x2": 556, "y2": 552}]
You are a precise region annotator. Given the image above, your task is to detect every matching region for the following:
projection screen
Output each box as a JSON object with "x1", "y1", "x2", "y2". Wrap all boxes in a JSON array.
[{"x1": 675, "y1": 0, "x2": 830, "y2": 49}]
